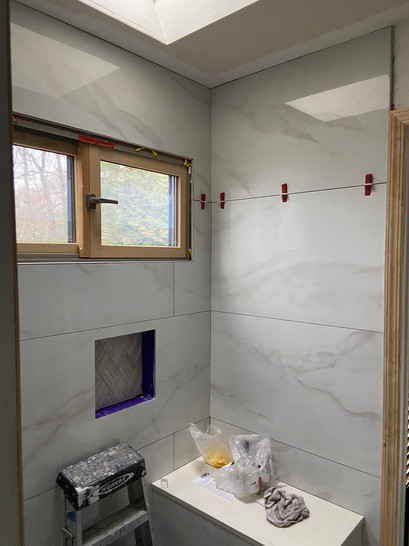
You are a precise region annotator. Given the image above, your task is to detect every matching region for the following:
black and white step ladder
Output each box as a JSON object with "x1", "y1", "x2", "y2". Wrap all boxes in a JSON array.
[{"x1": 57, "y1": 443, "x2": 152, "y2": 546}]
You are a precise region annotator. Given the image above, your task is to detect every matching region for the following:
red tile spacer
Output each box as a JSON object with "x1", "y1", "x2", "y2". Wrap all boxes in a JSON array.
[
  {"x1": 365, "y1": 173, "x2": 373, "y2": 196},
  {"x1": 220, "y1": 192, "x2": 225, "y2": 209},
  {"x1": 201, "y1": 193, "x2": 206, "y2": 210},
  {"x1": 281, "y1": 183, "x2": 288, "y2": 203}
]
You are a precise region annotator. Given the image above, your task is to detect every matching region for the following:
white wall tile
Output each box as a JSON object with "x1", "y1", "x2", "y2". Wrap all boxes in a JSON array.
[
  {"x1": 211, "y1": 30, "x2": 390, "y2": 200},
  {"x1": 10, "y1": 2, "x2": 211, "y2": 164},
  {"x1": 21, "y1": 312, "x2": 210, "y2": 499},
  {"x1": 211, "y1": 312, "x2": 383, "y2": 477},
  {"x1": 174, "y1": 202, "x2": 211, "y2": 316},
  {"x1": 24, "y1": 488, "x2": 64, "y2": 546},
  {"x1": 212, "y1": 185, "x2": 386, "y2": 331},
  {"x1": 18, "y1": 262, "x2": 173, "y2": 340}
]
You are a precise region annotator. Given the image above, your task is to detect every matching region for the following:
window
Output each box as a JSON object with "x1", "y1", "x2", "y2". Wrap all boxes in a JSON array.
[{"x1": 13, "y1": 122, "x2": 191, "y2": 259}]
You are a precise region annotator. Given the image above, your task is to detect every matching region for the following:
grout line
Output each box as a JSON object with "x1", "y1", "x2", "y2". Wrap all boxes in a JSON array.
[
  {"x1": 212, "y1": 417, "x2": 381, "y2": 479},
  {"x1": 210, "y1": 310, "x2": 383, "y2": 334},
  {"x1": 24, "y1": 485, "x2": 59, "y2": 503},
  {"x1": 20, "y1": 310, "x2": 211, "y2": 342},
  {"x1": 172, "y1": 262, "x2": 175, "y2": 317},
  {"x1": 172, "y1": 431, "x2": 176, "y2": 471}
]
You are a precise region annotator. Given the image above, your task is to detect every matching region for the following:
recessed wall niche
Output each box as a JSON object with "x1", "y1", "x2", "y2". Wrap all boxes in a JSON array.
[{"x1": 95, "y1": 330, "x2": 155, "y2": 418}]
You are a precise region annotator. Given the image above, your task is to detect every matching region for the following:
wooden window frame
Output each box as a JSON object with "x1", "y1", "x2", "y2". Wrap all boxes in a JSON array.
[
  {"x1": 13, "y1": 131, "x2": 78, "y2": 255},
  {"x1": 13, "y1": 129, "x2": 191, "y2": 260},
  {"x1": 77, "y1": 143, "x2": 189, "y2": 259}
]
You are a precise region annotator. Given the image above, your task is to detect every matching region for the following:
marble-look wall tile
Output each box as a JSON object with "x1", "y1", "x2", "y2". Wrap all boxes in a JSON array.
[
  {"x1": 18, "y1": 262, "x2": 173, "y2": 340},
  {"x1": 174, "y1": 202, "x2": 211, "y2": 315},
  {"x1": 21, "y1": 312, "x2": 210, "y2": 499},
  {"x1": 24, "y1": 487, "x2": 64, "y2": 546},
  {"x1": 211, "y1": 417, "x2": 380, "y2": 546},
  {"x1": 212, "y1": 185, "x2": 386, "y2": 332},
  {"x1": 210, "y1": 418, "x2": 252, "y2": 438},
  {"x1": 210, "y1": 312, "x2": 383, "y2": 477},
  {"x1": 10, "y1": 2, "x2": 211, "y2": 176},
  {"x1": 211, "y1": 29, "x2": 390, "y2": 200}
]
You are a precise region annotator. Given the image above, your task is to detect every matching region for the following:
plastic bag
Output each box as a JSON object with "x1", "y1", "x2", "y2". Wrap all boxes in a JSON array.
[
  {"x1": 215, "y1": 434, "x2": 279, "y2": 498},
  {"x1": 189, "y1": 423, "x2": 233, "y2": 468}
]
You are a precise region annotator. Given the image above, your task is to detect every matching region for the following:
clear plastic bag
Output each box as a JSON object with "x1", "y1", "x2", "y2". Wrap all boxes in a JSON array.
[
  {"x1": 189, "y1": 423, "x2": 233, "y2": 468},
  {"x1": 215, "y1": 434, "x2": 279, "y2": 498}
]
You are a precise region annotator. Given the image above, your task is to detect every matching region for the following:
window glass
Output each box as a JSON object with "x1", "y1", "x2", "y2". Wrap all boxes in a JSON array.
[
  {"x1": 12, "y1": 145, "x2": 74, "y2": 243},
  {"x1": 100, "y1": 160, "x2": 177, "y2": 247}
]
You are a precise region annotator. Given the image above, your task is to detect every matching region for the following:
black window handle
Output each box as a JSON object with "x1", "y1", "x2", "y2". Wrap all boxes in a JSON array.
[{"x1": 87, "y1": 193, "x2": 118, "y2": 210}]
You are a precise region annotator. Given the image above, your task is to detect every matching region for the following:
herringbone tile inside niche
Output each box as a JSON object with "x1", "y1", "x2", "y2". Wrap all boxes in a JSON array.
[{"x1": 95, "y1": 333, "x2": 143, "y2": 410}]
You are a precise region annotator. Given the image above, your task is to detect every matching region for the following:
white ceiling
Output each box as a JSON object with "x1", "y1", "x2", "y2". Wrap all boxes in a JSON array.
[{"x1": 15, "y1": 0, "x2": 409, "y2": 87}]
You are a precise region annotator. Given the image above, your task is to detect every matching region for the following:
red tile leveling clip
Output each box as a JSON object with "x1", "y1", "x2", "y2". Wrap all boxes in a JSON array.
[
  {"x1": 281, "y1": 183, "x2": 288, "y2": 203},
  {"x1": 220, "y1": 192, "x2": 225, "y2": 209},
  {"x1": 365, "y1": 174, "x2": 373, "y2": 196}
]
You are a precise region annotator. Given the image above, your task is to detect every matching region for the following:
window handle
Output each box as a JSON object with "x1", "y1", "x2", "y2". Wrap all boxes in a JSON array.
[{"x1": 87, "y1": 193, "x2": 118, "y2": 210}]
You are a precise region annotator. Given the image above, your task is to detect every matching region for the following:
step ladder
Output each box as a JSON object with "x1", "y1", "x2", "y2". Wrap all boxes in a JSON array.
[{"x1": 57, "y1": 443, "x2": 152, "y2": 546}]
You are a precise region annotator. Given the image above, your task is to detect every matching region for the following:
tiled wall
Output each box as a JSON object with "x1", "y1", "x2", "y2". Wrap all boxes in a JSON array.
[
  {"x1": 10, "y1": 2, "x2": 211, "y2": 544},
  {"x1": 210, "y1": 30, "x2": 391, "y2": 546},
  {"x1": 11, "y1": 1, "x2": 397, "y2": 544}
]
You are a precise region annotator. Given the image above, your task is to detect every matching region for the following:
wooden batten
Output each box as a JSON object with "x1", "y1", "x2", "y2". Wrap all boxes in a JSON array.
[{"x1": 381, "y1": 107, "x2": 409, "y2": 546}]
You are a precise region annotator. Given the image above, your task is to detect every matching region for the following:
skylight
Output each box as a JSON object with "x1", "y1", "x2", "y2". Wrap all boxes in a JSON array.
[{"x1": 77, "y1": 0, "x2": 260, "y2": 44}]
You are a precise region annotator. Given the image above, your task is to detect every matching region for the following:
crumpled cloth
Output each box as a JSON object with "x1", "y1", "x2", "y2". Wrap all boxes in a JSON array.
[{"x1": 264, "y1": 487, "x2": 310, "y2": 527}]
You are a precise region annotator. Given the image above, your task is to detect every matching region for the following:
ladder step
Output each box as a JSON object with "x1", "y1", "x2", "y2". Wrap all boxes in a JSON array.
[{"x1": 82, "y1": 501, "x2": 148, "y2": 546}]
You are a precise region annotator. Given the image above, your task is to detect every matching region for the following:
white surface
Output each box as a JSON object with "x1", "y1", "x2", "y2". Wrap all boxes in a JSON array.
[
  {"x1": 212, "y1": 186, "x2": 386, "y2": 332},
  {"x1": 20, "y1": 313, "x2": 210, "y2": 500},
  {"x1": 152, "y1": 458, "x2": 363, "y2": 546},
  {"x1": 285, "y1": 75, "x2": 390, "y2": 122},
  {"x1": 211, "y1": 30, "x2": 390, "y2": 198},
  {"x1": 10, "y1": 3, "x2": 211, "y2": 196},
  {"x1": 210, "y1": 312, "x2": 383, "y2": 477},
  {"x1": 11, "y1": 22, "x2": 119, "y2": 97},
  {"x1": 210, "y1": 419, "x2": 381, "y2": 546},
  {"x1": 18, "y1": 262, "x2": 173, "y2": 340},
  {"x1": 210, "y1": 29, "x2": 389, "y2": 546}
]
